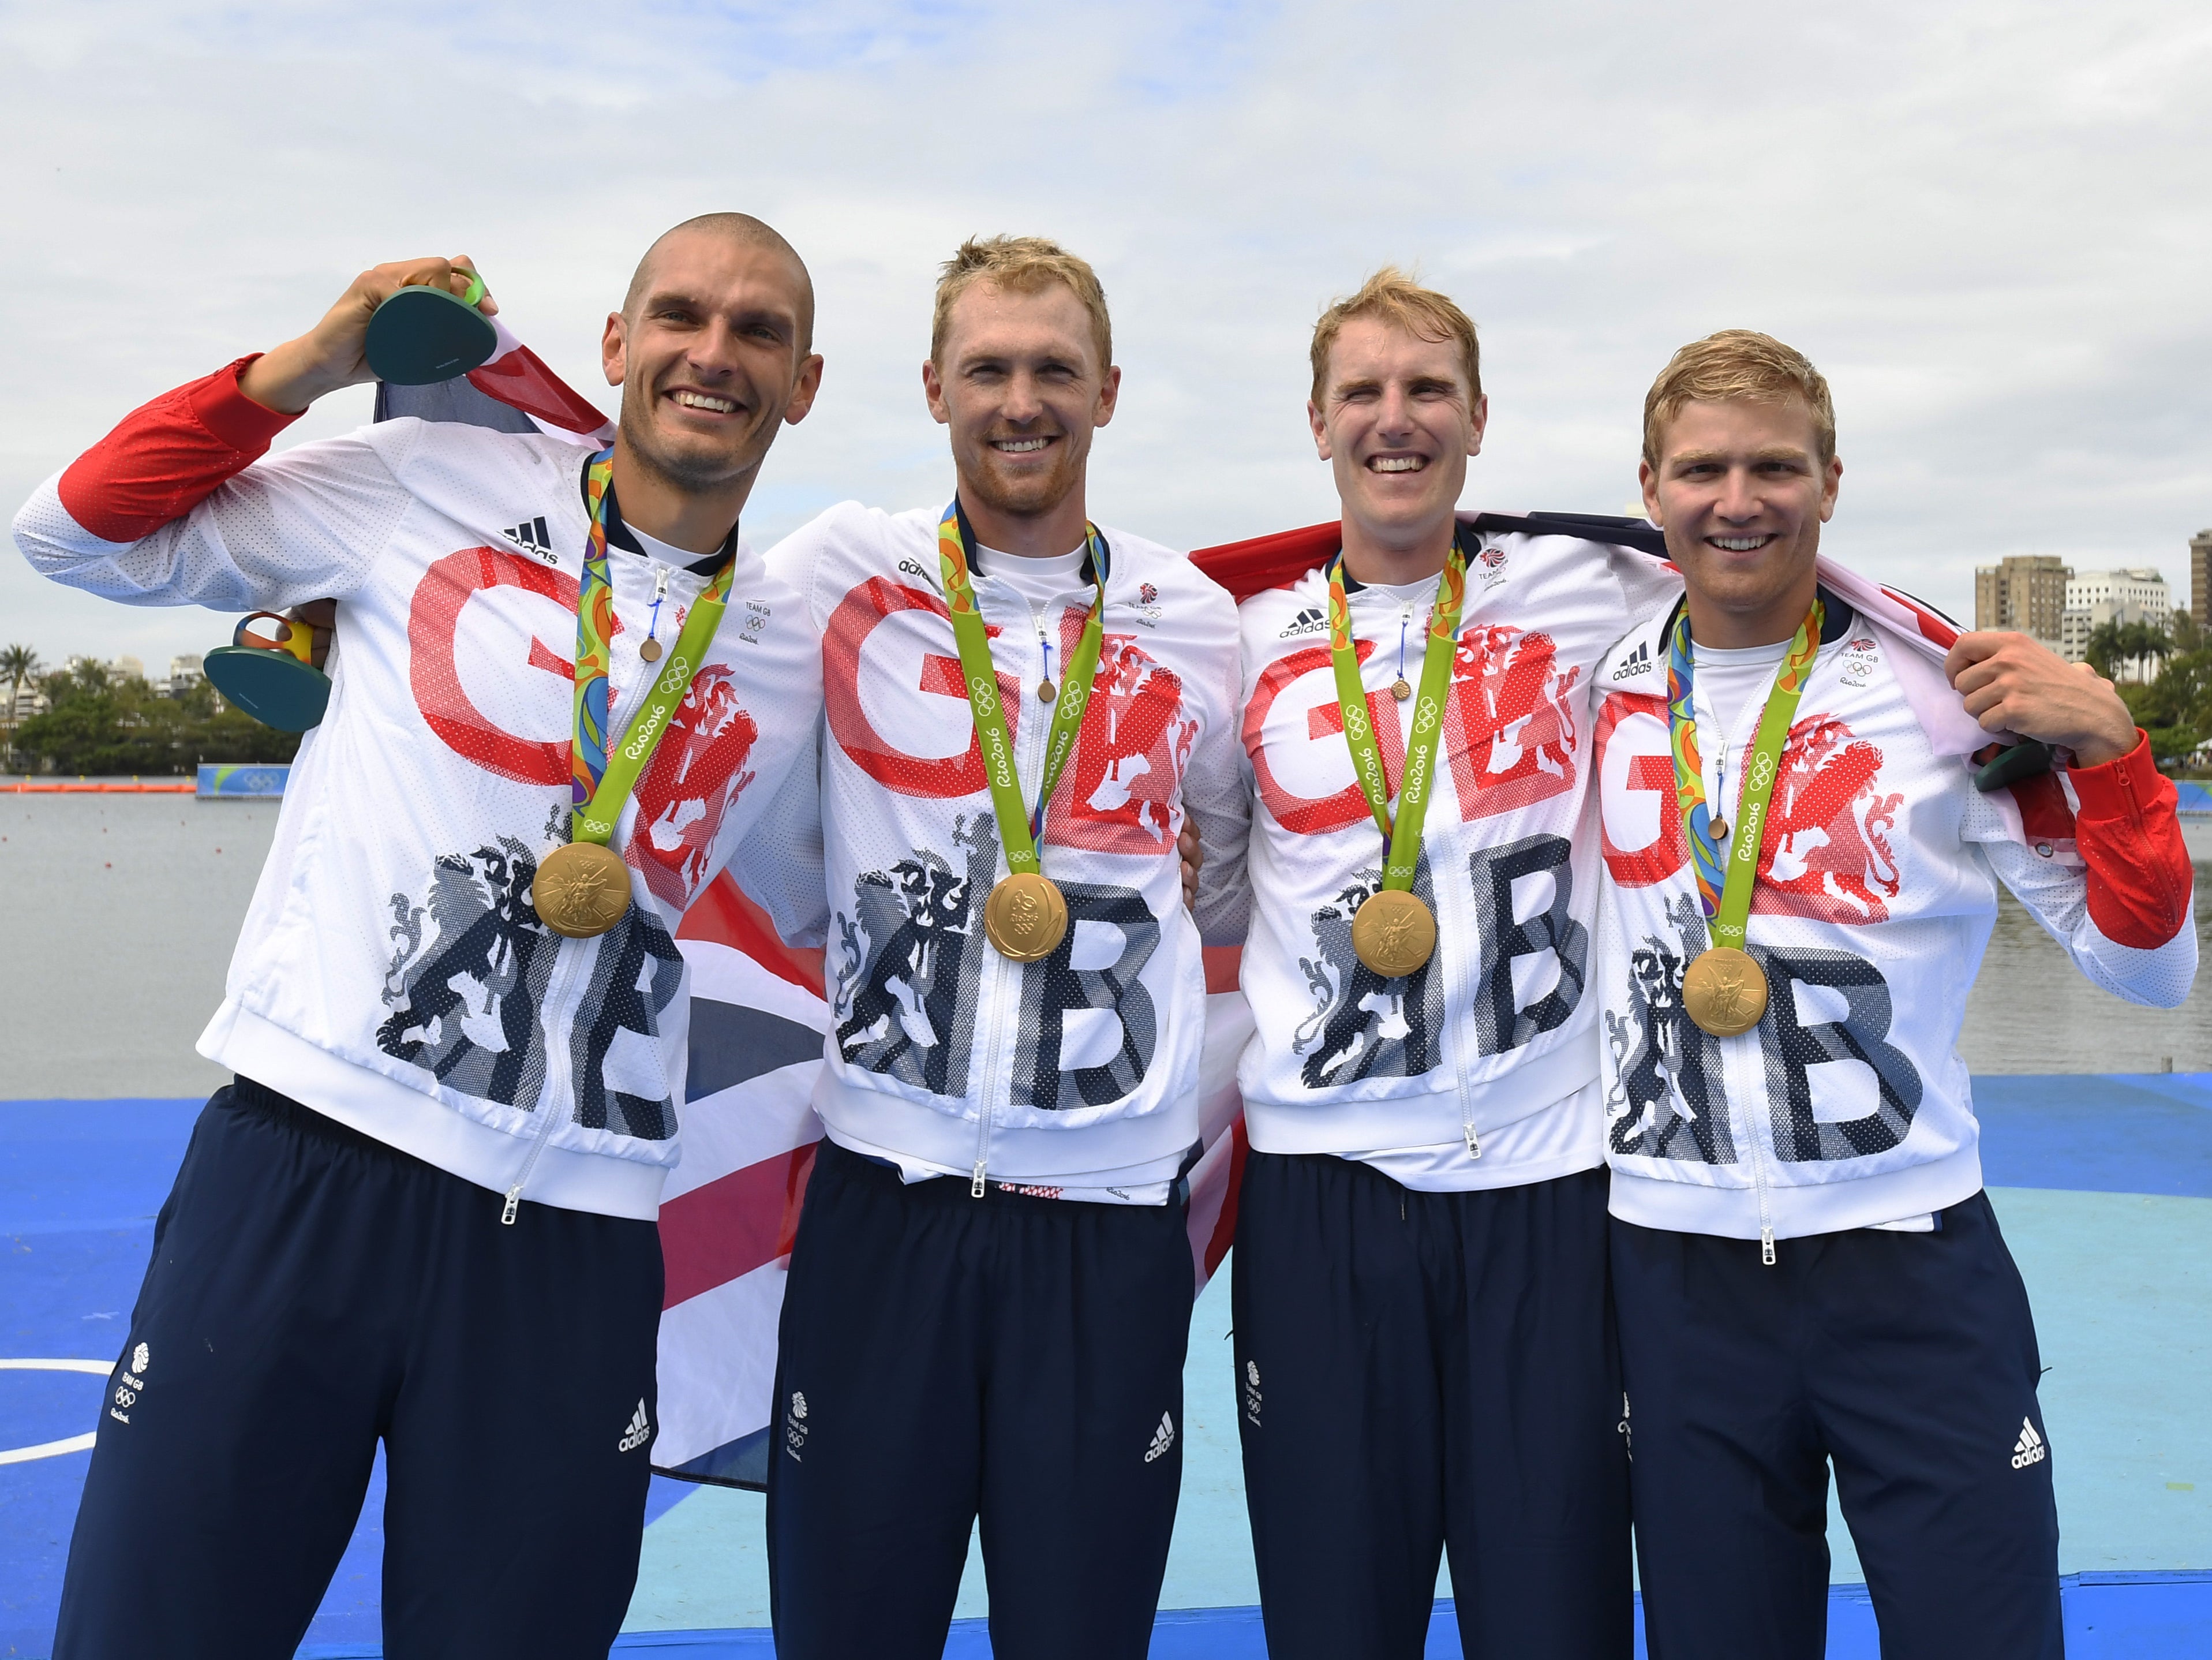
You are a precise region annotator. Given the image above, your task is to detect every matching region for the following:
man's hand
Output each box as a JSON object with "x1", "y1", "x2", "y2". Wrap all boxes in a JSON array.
[
  {"x1": 1180, "y1": 818, "x2": 1203, "y2": 913},
  {"x1": 287, "y1": 599, "x2": 338, "y2": 670},
  {"x1": 1944, "y1": 630, "x2": 2139, "y2": 768},
  {"x1": 238, "y1": 257, "x2": 496, "y2": 415}
]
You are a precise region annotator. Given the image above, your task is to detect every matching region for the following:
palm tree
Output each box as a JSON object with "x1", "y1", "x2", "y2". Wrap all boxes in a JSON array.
[{"x1": 1, "y1": 643, "x2": 39, "y2": 723}]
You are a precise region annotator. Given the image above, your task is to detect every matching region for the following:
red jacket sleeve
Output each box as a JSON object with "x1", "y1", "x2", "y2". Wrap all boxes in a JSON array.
[
  {"x1": 2067, "y1": 732, "x2": 2194, "y2": 949},
  {"x1": 56, "y1": 357, "x2": 302, "y2": 543}
]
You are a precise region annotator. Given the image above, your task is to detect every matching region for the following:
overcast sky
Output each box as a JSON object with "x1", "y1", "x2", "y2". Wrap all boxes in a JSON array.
[{"x1": 4, "y1": 0, "x2": 2209, "y2": 672}]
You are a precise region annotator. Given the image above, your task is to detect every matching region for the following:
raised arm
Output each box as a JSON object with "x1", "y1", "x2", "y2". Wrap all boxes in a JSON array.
[
  {"x1": 1975, "y1": 737, "x2": 2196, "y2": 1007},
  {"x1": 13, "y1": 257, "x2": 493, "y2": 611},
  {"x1": 1947, "y1": 629, "x2": 2194, "y2": 1005}
]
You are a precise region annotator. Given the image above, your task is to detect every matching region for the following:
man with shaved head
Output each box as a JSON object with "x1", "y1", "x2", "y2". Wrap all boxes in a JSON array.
[{"x1": 14, "y1": 216, "x2": 826, "y2": 1657}]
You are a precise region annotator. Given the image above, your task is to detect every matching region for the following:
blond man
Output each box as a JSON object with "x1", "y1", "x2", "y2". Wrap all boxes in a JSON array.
[
  {"x1": 759, "y1": 237, "x2": 1249, "y2": 1659},
  {"x1": 1593, "y1": 331, "x2": 2194, "y2": 1657},
  {"x1": 1202, "y1": 270, "x2": 1675, "y2": 1659}
]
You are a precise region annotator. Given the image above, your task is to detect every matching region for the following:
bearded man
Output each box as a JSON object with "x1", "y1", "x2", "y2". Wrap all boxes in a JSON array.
[{"x1": 758, "y1": 235, "x2": 1249, "y2": 1660}]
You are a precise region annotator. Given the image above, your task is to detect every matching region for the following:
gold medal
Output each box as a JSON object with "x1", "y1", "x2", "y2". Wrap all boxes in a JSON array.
[
  {"x1": 1350, "y1": 888, "x2": 1437, "y2": 978},
  {"x1": 983, "y1": 872, "x2": 1069, "y2": 962},
  {"x1": 639, "y1": 637, "x2": 663, "y2": 663},
  {"x1": 1682, "y1": 946, "x2": 1768, "y2": 1036},
  {"x1": 1038, "y1": 679, "x2": 1056, "y2": 704},
  {"x1": 1391, "y1": 678, "x2": 1413, "y2": 701},
  {"x1": 1707, "y1": 817, "x2": 1728, "y2": 841},
  {"x1": 533, "y1": 840, "x2": 634, "y2": 938}
]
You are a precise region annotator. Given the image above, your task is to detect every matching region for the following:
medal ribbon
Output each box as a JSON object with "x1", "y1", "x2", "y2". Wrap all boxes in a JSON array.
[
  {"x1": 1324, "y1": 530, "x2": 1470, "y2": 891},
  {"x1": 936, "y1": 500, "x2": 1110, "y2": 876},
  {"x1": 1664, "y1": 597, "x2": 1824, "y2": 947},
  {"x1": 568, "y1": 450, "x2": 738, "y2": 846}
]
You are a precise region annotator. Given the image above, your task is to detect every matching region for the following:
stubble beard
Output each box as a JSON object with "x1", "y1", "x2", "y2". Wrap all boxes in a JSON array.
[
  {"x1": 618, "y1": 386, "x2": 763, "y2": 498},
  {"x1": 963, "y1": 440, "x2": 1084, "y2": 524}
]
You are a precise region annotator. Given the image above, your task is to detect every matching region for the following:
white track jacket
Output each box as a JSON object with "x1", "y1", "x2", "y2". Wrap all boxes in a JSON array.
[
  {"x1": 1593, "y1": 589, "x2": 2196, "y2": 1243},
  {"x1": 13, "y1": 359, "x2": 822, "y2": 1219},
  {"x1": 766, "y1": 503, "x2": 1248, "y2": 1192},
  {"x1": 1232, "y1": 513, "x2": 1678, "y2": 1160}
]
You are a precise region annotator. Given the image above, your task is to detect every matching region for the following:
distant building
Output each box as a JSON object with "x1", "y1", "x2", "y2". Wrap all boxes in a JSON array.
[
  {"x1": 2061, "y1": 567, "x2": 2171, "y2": 682},
  {"x1": 111, "y1": 655, "x2": 147, "y2": 683},
  {"x1": 158, "y1": 653, "x2": 207, "y2": 698},
  {"x1": 2192, "y1": 529, "x2": 2210, "y2": 630},
  {"x1": 1974, "y1": 555, "x2": 2071, "y2": 650}
]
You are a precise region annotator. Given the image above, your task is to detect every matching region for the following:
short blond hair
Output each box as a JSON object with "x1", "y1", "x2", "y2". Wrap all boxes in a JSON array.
[
  {"x1": 1643, "y1": 330, "x2": 1835, "y2": 466},
  {"x1": 1309, "y1": 267, "x2": 1481, "y2": 406},
  {"x1": 931, "y1": 235, "x2": 1113, "y2": 372}
]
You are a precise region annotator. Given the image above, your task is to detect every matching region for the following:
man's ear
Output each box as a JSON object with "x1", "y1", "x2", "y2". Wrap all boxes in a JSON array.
[
  {"x1": 1092, "y1": 364, "x2": 1122, "y2": 429},
  {"x1": 782, "y1": 354, "x2": 826, "y2": 427},
  {"x1": 1818, "y1": 454, "x2": 1843, "y2": 523},
  {"x1": 601, "y1": 312, "x2": 627, "y2": 388},
  {"x1": 1466, "y1": 392, "x2": 1489, "y2": 459},
  {"x1": 1639, "y1": 459, "x2": 1663, "y2": 526},
  {"x1": 920, "y1": 357, "x2": 951, "y2": 427},
  {"x1": 1308, "y1": 399, "x2": 1331, "y2": 461}
]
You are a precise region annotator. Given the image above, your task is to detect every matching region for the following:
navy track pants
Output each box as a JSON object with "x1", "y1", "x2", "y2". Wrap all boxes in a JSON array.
[
  {"x1": 766, "y1": 1136, "x2": 1195, "y2": 1660},
  {"x1": 55, "y1": 1078, "x2": 664, "y2": 1660},
  {"x1": 1231, "y1": 1154, "x2": 1633, "y2": 1660},
  {"x1": 1613, "y1": 1191, "x2": 2063, "y2": 1660}
]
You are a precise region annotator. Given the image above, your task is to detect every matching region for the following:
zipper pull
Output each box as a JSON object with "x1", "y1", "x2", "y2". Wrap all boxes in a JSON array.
[
  {"x1": 1464, "y1": 1124, "x2": 1482, "y2": 1159},
  {"x1": 1761, "y1": 1227, "x2": 1776, "y2": 1267},
  {"x1": 971, "y1": 1160, "x2": 987, "y2": 1199},
  {"x1": 501, "y1": 1185, "x2": 522, "y2": 1227},
  {"x1": 1035, "y1": 614, "x2": 1056, "y2": 704}
]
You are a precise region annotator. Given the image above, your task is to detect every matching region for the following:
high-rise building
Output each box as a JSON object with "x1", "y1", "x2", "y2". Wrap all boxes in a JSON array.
[
  {"x1": 1973, "y1": 555, "x2": 2071, "y2": 648},
  {"x1": 2059, "y1": 569, "x2": 2170, "y2": 678},
  {"x1": 2191, "y1": 529, "x2": 2210, "y2": 630},
  {"x1": 163, "y1": 653, "x2": 206, "y2": 697}
]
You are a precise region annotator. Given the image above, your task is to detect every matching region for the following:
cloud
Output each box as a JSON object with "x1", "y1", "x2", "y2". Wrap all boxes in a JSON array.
[{"x1": 3, "y1": 0, "x2": 2207, "y2": 669}]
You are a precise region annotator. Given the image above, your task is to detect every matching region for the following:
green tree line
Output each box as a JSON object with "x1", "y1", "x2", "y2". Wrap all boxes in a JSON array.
[{"x1": 5, "y1": 655, "x2": 300, "y2": 775}]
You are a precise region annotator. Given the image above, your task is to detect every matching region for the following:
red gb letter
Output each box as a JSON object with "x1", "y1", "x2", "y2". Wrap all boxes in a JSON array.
[
  {"x1": 1244, "y1": 642, "x2": 1406, "y2": 837},
  {"x1": 409, "y1": 545, "x2": 587, "y2": 785},
  {"x1": 824, "y1": 575, "x2": 1017, "y2": 798},
  {"x1": 1596, "y1": 694, "x2": 1686, "y2": 887}
]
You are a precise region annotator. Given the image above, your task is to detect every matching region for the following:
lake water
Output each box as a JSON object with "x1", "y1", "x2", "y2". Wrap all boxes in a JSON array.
[{"x1": 3, "y1": 794, "x2": 2209, "y2": 1100}]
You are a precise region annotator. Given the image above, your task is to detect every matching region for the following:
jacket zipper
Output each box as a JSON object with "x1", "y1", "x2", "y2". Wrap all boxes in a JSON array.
[
  {"x1": 970, "y1": 584, "x2": 1060, "y2": 1195},
  {"x1": 1402, "y1": 589, "x2": 1482, "y2": 1161},
  {"x1": 505, "y1": 567, "x2": 653, "y2": 1224}
]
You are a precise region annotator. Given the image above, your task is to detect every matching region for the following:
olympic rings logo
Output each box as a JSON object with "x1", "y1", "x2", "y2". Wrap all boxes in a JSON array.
[
  {"x1": 1344, "y1": 707, "x2": 1371, "y2": 741},
  {"x1": 1749, "y1": 753, "x2": 1776, "y2": 789},
  {"x1": 970, "y1": 675, "x2": 1000, "y2": 717}
]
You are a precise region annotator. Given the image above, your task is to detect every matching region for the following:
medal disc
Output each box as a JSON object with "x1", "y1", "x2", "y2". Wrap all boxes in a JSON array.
[
  {"x1": 1707, "y1": 817, "x2": 1728, "y2": 841},
  {"x1": 1350, "y1": 889, "x2": 1436, "y2": 978},
  {"x1": 533, "y1": 841, "x2": 634, "y2": 939},
  {"x1": 640, "y1": 638, "x2": 664, "y2": 663},
  {"x1": 983, "y1": 872, "x2": 1069, "y2": 962},
  {"x1": 1682, "y1": 946, "x2": 1768, "y2": 1036},
  {"x1": 1038, "y1": 680, "x2": 1056, "y2": 704},
  {"x1": 1391, "y1": 678, "x2": 1413, "y2": 701}
]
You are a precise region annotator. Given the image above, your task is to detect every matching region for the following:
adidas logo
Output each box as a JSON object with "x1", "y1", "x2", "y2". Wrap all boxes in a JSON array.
[
  {"x1": 1279, "y1": 607, "x2": 1327, "y2": 638},
  {"x1": 2011, "y1": 1418, "x2": 2047, "y2": 1470},
  {"x1": 617, "y1": 1399, "x2": 652, "y2": 1453},
  {"x1": 1143, "y1": 1411, "x2": 1177, "y2": 1464},
  {"x1": 500, "y1": 516, "x2": 559, "y2": 563},
  {"x1": 1611, "y1": 640, "x2": 1652, "y2": 681}
]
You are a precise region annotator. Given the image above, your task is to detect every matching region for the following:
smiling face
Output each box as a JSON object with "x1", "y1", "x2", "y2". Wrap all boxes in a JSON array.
[
  {"x1": 602, "y1": 227, "x2": 822, "y2": 496},
  {"x1": 1311, "y1": 315, "x2": 1488, "y2": 563},
  {"x1": 922, "y1": 278, "x2": 1120, "y2": 530},
  {"x1": 1641, "y1": 397, "x2": 1843, "y2": 647}
]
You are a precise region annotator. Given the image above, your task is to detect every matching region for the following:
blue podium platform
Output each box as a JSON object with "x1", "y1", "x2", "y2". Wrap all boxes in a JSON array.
[{"x1": 6, "y1": 1075, "x2": 2209, "y2": 1658}]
